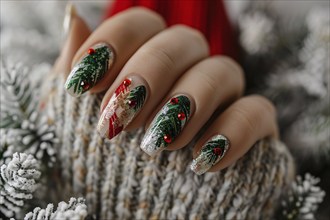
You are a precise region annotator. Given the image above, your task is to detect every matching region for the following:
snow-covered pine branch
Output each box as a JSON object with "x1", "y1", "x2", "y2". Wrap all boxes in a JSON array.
[
  {"x1": 0, "y1": 152, "x2": 41, "y2": 218},
  {"x1": 0, "y1": 61, "x2": 34, "y2": 129},
  {"x1": 24, "y1": 197, "x2": 88, "y2": 220},
  {"x1": 0, "y1": 61, "x2": 57, "y2": 166},
  {"x1": 278, "y1": 173, "x2": 325, "y2": 220}
]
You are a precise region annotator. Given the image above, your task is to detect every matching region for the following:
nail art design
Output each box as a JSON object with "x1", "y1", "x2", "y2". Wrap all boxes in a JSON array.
[
  {"x1": 97, "y1": 77, "x2": 147, "y2": 139},
  {"x1": 190, "y1": 134, "x2": 230, "y2": 175},
  {"x1": 141, "y1": 95, "x2": 191, "y2": 156},
  {"x1": 65, "y1": 43, "x2": 114, "y2": 97}
]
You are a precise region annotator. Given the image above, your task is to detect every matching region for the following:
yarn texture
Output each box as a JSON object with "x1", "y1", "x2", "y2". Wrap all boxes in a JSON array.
[
  {"x1": 4, "y1": 1, "x2": 328, "y2": 219},
  {"x1": 41, "y1": 75, "x2": 295, "y2": 219}
]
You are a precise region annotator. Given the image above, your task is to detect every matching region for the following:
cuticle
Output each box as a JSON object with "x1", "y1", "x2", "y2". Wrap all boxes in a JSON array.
[{"x1": 72, "y1": 42, "x2": 116, "y2": 69}]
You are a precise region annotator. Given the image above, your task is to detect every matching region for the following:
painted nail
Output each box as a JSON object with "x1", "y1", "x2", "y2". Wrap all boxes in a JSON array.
[
  {"x1": 190, "y1": 134, "x2": 230, "y2": 175},
  {"x1": 97, "y1": 76, "x2": 147, "y2": 139},
  {"x1": 65, "y1": 43, "x2": 114, "y2": 97},
  {"x1": 62, "y1": 2, "x2": 77, "y2": 43},
  {"x1": 140, "y1": 95, "x2": 191, "y2": 156}
]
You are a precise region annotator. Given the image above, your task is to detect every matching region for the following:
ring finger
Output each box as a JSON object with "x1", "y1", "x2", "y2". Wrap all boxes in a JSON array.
[{"x1": 140, "y1": 56, "x2": 245, "y2": 156}]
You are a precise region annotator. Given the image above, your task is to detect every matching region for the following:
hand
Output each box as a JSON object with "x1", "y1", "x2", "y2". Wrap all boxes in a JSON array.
[{"x1": 54, "y1": 6, "x2": 278, "y2": 175}]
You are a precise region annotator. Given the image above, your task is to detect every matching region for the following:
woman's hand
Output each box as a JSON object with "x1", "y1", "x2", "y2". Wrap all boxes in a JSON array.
[{"x1": 55, "y1": 6, "x2": 278, "y2": 175}]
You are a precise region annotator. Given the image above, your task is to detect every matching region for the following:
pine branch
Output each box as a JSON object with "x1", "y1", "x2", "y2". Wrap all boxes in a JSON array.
[
  {"x1": 65, "y1": 45, "x2": 111, "y2": 94},
  {"x1": 23, "y1": 198, "x2": 88, "y2": 220},
  {"x1": 277, "y1": 173, "x2": 325, "y2": 220},
  {"x1": 126, "y1": 85, "x2": 146, "y2": 112},
  {"x1": 153, "y1": 96, "x2": 190, "y2": 149},
  {"x1": 0, "y1": 60, "x2": 58, "y2": 166},
  {"x1": 0, "y1": 152, "x2": 41, "y2": 218},
  {"x1": 0, "y1": 62, "x2": 35, "y2": 129}
]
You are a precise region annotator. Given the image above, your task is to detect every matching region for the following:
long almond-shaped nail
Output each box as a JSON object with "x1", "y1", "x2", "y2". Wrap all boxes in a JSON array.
[
  {"x1": 190, "y1": 134, "x2": 230, "y2": 175},
  {"x1": 62, "y1": 2, "x2": 77, "y2": 43},
  {"x1": 97, "y1": 76, "x2": 147, "y2": 139},
  {"x1": 65, "y1": 43, "x2": 114, "y2": 97},
  {"x1": 140, "y1": 95, "x2": 191, "y2": 156}
]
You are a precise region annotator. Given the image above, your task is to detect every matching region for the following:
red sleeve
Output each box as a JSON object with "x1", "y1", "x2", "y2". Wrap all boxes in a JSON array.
[{"x1": 104, "y1": 0, "x2": 238, "y2": 60}]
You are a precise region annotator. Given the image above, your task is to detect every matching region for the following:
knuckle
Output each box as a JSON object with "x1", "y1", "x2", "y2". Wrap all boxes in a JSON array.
[
  {"x1": 140, "y1": 46, "x2": 175, "y2": 73},
  {"x1": 171, "y1": 25, "x2": 209, "y2": 53},
  {"x1": 233, "y1": 95, "x2": 278, "y2": 138},
  {"x1": 127, "y1": 6, "x2": 157, "y2": 14},
  {"x1": 249, "y1": 95, "x2": 277, "y2": 116},
  {"x1": 129, "y1": 7, "x2": 166, "y2": 27},
  {"x1": 195, "y1": 56, "x2": 245, "y2": 98},
  {"x1": 230, "y1": 106, "x2": 257, "y2": 136},
  {"x1": 230, "y1": 95, "x2": 277, "y2": 135},
  {"x1": 197, "y1": 69, "x2": 219, "y2": 95},
  {"x1": 106, "y1": 7, "x2": 166, "y2": 29},
  {"x1": 218, "y1": 56, "x2": 244, "y2": 81},
  {"x1": 213, "y1": 56, "x2": 245, "y2": 95}
]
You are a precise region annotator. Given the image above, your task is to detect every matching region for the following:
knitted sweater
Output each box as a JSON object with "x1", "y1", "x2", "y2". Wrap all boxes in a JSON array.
[
  {"x1": 43, "y1": 74, "x2": 295, "y2": 219},
  {"x1": 2, "y1": 1, "x2": 327, "y2": 219}
]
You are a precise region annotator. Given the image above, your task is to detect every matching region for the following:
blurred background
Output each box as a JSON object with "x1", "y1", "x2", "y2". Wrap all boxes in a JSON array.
[{"x1": 1, "y1": 0, "x2": 329, "y2": 219}]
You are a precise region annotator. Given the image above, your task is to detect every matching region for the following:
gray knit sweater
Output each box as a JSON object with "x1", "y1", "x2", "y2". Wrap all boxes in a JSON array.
[
  {"x1": 0, "y1": 0, "x2": 330, "y2": 219},
  {"x1": 43, "y1": 74, "x2": 295, "y2": 219}
]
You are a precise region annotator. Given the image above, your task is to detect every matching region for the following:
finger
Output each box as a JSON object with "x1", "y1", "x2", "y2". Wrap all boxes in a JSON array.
[
  {"x1": 64, "y1": 7, "x2": 166, "y2": 97},
  {"x1": 97, "y1": 25, "x2": 209, "y2": 139},
  {"x1": 140, "y1": 56, "x2": 245, "y2": 156},
  {"x1": 190, "y1": 95, "x2": 279, "y2": 175},
  {"x1": 53, "y1": 3, "x2": 91, "y2": 75}
]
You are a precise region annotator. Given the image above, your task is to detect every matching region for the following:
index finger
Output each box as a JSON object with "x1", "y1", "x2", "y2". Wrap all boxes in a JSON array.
[{"x1": 65, "y1": 7, "x2": 166, "y2": 97}]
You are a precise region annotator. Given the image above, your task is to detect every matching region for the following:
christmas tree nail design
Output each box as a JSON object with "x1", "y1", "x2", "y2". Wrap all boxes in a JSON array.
[
  {"x1": 190, "y1": 134, "x2": 230, "y2": 175},
  {"x1": 97, "y1": 77, "x2": 147, "y2": 139},
  {"x1": 65, "y1": 43, "x2": 114, "y2": 97},
  {"x1": 140, "y1": 95, "x2": 191, "y2": 156}
]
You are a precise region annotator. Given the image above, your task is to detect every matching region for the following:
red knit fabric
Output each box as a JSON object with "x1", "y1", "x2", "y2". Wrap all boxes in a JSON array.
[{"x1": 105, "y1": 0, "x2": 238, "y2": 59}]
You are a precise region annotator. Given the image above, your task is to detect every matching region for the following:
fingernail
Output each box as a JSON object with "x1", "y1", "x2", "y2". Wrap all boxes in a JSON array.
[
  {"x1": 65, "y1": 43, "x2": 114, "y2": 97},
  {"x1": 140, "y1": 95, "x2": 192, "y2": 156},
  {"x1": 97, "y1": 76, "x2": 147, "y2": 139},
  {"x1": 62, "y1": 2, "x2": 77, "y2": 43},
  {"x1": 190, "y1": 134, "x2": 230, "y2": 175}
]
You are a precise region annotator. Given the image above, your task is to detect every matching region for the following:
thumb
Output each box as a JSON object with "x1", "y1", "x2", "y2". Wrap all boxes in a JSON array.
[{"x1": 53, "y1": 3, "x2": 91, "y2": 75}]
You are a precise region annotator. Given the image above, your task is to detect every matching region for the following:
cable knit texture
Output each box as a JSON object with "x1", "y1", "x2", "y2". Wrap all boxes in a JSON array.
[{"x1": 43, "y1": 74, "x2": 295, "y2": 219}]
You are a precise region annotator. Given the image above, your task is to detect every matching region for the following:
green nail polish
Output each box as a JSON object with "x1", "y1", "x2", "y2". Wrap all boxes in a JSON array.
[
  {"x1": 141, "y1": 95, "x2": 191, "y2": 156},
  {"x1": 191, "y1": 134, "x2": 230, "y2": 175},
  {"x1": 65, "y1": 43, "x2": 114, "y2": 97}
]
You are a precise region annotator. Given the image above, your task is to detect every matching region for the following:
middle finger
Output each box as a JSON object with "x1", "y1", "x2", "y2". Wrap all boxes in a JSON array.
[{"x1": 97, "y1": 25, "x2": 209, "y2": 139}]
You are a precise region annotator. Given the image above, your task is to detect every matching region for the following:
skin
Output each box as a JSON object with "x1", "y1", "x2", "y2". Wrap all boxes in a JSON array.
[{"x1": 54, "y1": 7, "x2": 279, "y2": 173}]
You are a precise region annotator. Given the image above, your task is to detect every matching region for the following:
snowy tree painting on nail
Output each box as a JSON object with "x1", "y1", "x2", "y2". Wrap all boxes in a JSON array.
[
  {"x1": 65, "y1": 43, "x2": 114, "y2": 97},
  {"x1": 140, "y1": 95, "x2": 191, "y2": 156},
  {"x1": 97, "y1": 77, "x2": 147, "y2": 139}
]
